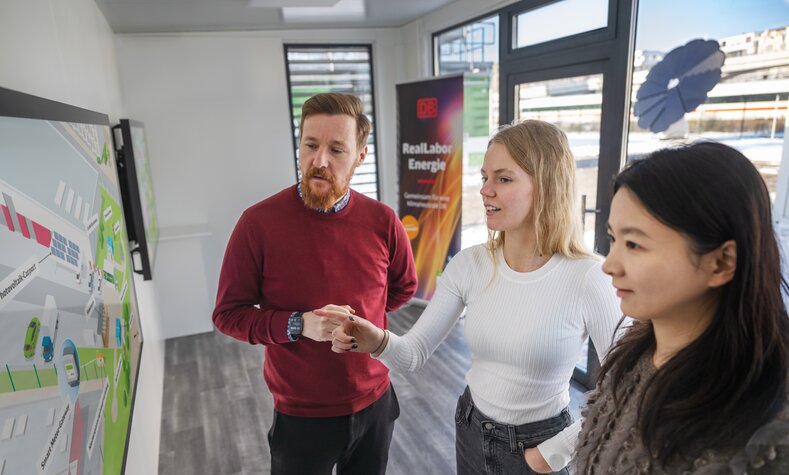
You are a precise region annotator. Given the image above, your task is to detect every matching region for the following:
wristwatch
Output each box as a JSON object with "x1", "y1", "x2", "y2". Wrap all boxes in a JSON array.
[{"x1": 287, "y1": 312, "x2": 304, "y2": 341}]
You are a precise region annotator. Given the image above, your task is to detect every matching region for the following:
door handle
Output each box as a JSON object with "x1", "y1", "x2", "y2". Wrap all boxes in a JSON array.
[{"x1": 581, "y1": 194, "x2": 600, "y2": 229}]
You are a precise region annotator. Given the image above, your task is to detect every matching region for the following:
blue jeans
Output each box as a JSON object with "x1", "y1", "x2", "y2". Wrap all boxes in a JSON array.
[{"x1": 455, "y1": 386, "x2": 572, "y2": 475}]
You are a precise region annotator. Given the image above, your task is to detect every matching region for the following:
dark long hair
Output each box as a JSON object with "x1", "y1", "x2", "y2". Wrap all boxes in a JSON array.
[{"x1": 600, "y1": 141, "x2": 789, "y2": 466}]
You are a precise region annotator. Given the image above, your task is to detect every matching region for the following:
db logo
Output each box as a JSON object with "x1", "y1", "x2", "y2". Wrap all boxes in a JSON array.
[{"x1": 416, "y1": 98, "x2": 438, "y2": 118}]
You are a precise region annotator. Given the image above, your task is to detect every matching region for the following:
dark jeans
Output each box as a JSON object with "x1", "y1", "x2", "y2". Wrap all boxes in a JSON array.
[
  {"x1": 455, "y1": 386, "x2": 572, "y2": 475},
  {"x1": 268, "y1": 384, "x2": 400, "y2": 475}
]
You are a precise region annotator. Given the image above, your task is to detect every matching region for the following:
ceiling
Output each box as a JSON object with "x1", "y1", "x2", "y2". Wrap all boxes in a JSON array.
[{"x1": 94, "y1": 0, "x2": 461, "y2": 34}]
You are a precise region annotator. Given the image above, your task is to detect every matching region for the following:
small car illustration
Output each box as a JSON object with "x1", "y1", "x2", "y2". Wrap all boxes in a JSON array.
[
  {"x1": 23, "y1": 317, "x2": 41, "y2": 359},
  {"x1": 115, "y1": 318, "x2": 123, "y2": 348},
  {"x1": 42, "y1": 336, "x2": 53, "y2": 362}
]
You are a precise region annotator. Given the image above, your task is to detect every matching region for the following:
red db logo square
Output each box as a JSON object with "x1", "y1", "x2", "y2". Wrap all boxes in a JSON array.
[{"x1": 416, "y1": 98, "x2": 438, "y2": 118}]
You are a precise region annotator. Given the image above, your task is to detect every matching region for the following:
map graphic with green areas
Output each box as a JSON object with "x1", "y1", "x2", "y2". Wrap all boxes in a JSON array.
[{"x1": 0, "y1": 96, "x2": 143, "y2": 475}]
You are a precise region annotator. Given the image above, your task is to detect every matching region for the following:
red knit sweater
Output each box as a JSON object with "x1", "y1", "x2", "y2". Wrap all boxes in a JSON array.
[{"x1": 212, "y1": 185, "x2": 417, "y2": 417}]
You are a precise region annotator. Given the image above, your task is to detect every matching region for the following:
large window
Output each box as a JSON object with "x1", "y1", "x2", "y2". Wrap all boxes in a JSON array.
[
  {"x1": 284, "y1": 45, "x2": 380, "y2": 200},
  {"x1": 516, "y1": 73, "x2": 604, "y2": 251},
  {"x1": 627, "y1": 1, "x2": 789, "y2": 204},
  {"x1": 434, "y1": 15, "x2": 500, "y2": 249},
  {"x1": 513, "y1": 0, "x2": 608, "y2": 49}
]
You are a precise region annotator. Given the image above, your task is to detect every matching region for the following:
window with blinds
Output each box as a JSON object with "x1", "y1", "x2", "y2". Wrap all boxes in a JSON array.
[{"x1": 284, "y1": 44, "x2": 380, "y2": 200}]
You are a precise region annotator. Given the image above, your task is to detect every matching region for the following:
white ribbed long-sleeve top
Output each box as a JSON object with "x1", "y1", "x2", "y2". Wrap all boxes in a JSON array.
[{"x1": 376, "y1": 244, "x2": 621, "y2": 470}]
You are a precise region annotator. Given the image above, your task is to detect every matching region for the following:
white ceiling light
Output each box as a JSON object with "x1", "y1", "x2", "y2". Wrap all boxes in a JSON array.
[
  {"x1": 248, "y1": 0, "x2": 339, "y2": 6},
  {"x1": 282, "y1": 0, "x2": 365, "y2": 22}
]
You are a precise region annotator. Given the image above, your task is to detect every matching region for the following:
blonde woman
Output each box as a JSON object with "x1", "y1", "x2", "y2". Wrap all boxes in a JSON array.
[{"x1": 327, "y1": 120, "x2": 620, "y2": 474}]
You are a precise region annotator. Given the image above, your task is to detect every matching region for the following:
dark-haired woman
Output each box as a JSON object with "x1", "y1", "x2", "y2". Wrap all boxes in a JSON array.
[{"x1": 575, "y1": 141, "x2": 789, "y2": 474}]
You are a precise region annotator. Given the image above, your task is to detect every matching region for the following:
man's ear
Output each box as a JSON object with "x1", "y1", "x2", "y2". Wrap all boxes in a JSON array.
[
  {"x1": 708, "y1": 240, "x2": 737, "y2": 288},
  {"x1": 357, "y1": 145, "x2": 368, "y2": 165}
]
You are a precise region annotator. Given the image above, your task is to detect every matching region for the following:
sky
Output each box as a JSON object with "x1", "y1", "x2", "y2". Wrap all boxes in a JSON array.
[{"x1": 636, "y1": 0, "x2": 789, "y2": 52}]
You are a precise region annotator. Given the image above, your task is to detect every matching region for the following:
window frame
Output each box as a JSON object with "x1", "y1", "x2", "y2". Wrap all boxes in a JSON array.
[
  {"x1": 432, "y1": 11, "x2": 501, "y2": 77},
  {"x1": 500, "y1": 0, "x2": 619, "y2": 63},
  {"x1": 283, "y1": 43, "x2": 381, "y2": 201}
]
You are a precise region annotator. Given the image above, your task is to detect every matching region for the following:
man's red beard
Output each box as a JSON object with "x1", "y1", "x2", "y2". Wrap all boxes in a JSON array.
[{"x1": 302, "y1": 167, "x2": 350, "y2": 210}]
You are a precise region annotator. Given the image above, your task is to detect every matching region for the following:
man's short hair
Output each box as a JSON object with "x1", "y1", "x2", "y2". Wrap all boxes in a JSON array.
[{"x1": 299, "y1": 93, "x2": 371, "y2": 150}]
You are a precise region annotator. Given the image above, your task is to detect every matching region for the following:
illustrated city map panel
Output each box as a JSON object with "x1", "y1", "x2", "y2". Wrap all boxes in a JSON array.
[{"x1": 0, "y1": 87, "x2": 143, "y2": 475}]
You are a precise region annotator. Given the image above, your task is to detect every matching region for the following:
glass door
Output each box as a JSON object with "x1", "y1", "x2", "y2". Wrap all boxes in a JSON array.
[
  {"x1": 470, "y1": 0, "x2": 634, "y2": 387},
  {"x1": 515, "y1": 73, "x2": 604, "y2": 251},
  {"x1": 505, "y1": 62, "x2": 621, "y2": 388}
]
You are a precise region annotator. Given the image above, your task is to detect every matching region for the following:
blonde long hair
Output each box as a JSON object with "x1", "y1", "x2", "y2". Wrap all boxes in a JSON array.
[{"x1": 485, "y1": 119, "x2": 590, "y2": 260}]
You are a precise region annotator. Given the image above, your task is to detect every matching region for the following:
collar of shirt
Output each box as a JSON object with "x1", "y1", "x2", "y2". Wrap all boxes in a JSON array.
[{"x1": 297, "y1": 182, "x2": 351, "y2": 213}]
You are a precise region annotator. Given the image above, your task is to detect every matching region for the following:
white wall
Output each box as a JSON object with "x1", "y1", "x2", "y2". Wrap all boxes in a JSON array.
[
  {"x1": 112, "y1": 2, "x2": 529, "y2": 344},
  {"x1": 0, "y1": 1, "x2": 164, "y2": 474},
  {"x1": 0, "y1": 0, "x2": 123, "y2": 115},
  {"x1": 114, "y1": 28, "x2": 404, "y2": 339},
  {"x1": 114, "y1": 33, "x2": 295, "y2": 336}
]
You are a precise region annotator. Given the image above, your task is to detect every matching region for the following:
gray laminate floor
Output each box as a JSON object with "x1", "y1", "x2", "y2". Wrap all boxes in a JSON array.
[{"x1": 158, "y1": 304, "x2": 587, "y2": 474}]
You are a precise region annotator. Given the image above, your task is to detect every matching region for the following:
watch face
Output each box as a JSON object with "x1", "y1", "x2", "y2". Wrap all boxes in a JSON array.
[{"x1": 288, "y1": 313, "x2": 303, "y2": 340}]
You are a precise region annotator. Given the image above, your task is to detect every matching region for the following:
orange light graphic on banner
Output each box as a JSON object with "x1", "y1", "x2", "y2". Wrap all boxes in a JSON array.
[
  {"x1": 408, "y1": 148, "x2": 462, "y2": 298},
  {"x1": 397, "y1": 75, "x2": 464, "y2": 300}
]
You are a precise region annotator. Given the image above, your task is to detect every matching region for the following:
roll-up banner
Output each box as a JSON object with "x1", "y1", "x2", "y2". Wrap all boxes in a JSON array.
[{"x1": 397, "y1": 75, "x2": 463, "y2": 300}]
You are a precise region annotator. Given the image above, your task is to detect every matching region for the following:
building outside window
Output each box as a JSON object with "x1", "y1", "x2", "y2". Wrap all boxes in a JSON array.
[
  {"x1": 627, "y1": 1, "x2": 789, "y2": 204},
  {"x1": 434, "y1": 15, "x2": 499, "y2": 248}
]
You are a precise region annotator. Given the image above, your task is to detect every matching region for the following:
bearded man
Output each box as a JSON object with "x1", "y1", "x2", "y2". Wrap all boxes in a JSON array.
[{"x1": 212, "y1": 93, "x2": 417, "y2": 475}]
